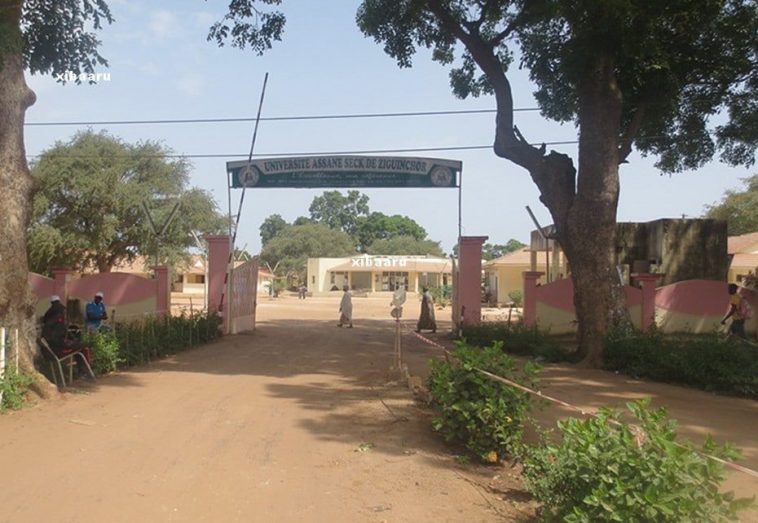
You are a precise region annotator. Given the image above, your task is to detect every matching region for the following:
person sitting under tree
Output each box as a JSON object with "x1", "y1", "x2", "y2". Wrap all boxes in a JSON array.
[{"x1": 41, "y1": 295, "x2": 93, "y2": 379}]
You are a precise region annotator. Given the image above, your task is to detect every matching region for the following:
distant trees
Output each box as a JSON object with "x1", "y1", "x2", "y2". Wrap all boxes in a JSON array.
[
  {"x1": 367, "y1": 235, "x2": 444, "y2": 256},
  {"x1": 705, "y1": 174, "x2": 758, "y2": 235},
  {"x1": 482, "y1": 240, "x2": 526, "y2": 261},
  {"x1": 260, "y1": 223, "x2": 356, "y2": 280},
  {"x1": 259, "y1": 190, "x2": 445, "y2": 274},
  {"x1": 28, "y1": 131, "x2": 225, "y2": 273}
]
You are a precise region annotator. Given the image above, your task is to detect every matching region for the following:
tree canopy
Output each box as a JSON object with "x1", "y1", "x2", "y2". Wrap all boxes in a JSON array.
[
  {"x1": 356, "y1": 0, "x2": 758, "y2": 365},
  {"x1": 260, "y1": 223, "x2": 357, "y2": 279},
  {"x1": 482, "y1": 239, "x2": 526, "y2": 261},
  {"x1": 367, "y1": 235, "x2": 444, "y2": 256},
  {"x1": 28, "y1": 130, "x2": 225, "y2": 273},
  {"x1": 308, "y1": 190, "x2": 370, "y2": 237},
  {"x1": 705, "y1": 174, "x2": 758, "y2": 235},
  {"x1": 260, "y1": 213, "x2": 289, "y2": 246},
  {"x1": 355, "y1": 212, "x2": 427, "y2": 252}
]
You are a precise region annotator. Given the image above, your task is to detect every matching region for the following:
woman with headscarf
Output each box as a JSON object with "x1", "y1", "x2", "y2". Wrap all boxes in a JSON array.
[
  {"x1": 338, "y1": 285, "x2": 353, "y2": 328},
  {"x1": 417, "y1": 287, "x2": 437, "y2": 333}
]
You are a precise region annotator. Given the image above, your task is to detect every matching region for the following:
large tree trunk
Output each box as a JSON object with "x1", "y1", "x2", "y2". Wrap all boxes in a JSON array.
[{"x1": 0, "y1": 3, "x2": 55, "y2": 396}]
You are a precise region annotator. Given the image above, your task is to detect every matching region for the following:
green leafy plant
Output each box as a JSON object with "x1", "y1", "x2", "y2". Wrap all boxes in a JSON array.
[
  {"x1": 461, "y1": 322, "x2": 571, "y2": 362},
  {"x1": 1, "y1": 367, "x2": 35, "y2": 412},
  {"x1": 604, "y1": 328, "x2": 758, "y2": 398},
  {"x1": 427, "y1": 340, "x2": 540, "y2": 462},
  {"x1": 429, "y1": 285, "x2": 452, "y2": 307},
  {"x1": 84, "y1": 330, "x2": 123, "y2": 375},
  {"x1": 507, "y1": 289, "x2": 523, "y2": 307},
  {"x1": 523, "y1": 399, "x2": 754, "y2": 522}
]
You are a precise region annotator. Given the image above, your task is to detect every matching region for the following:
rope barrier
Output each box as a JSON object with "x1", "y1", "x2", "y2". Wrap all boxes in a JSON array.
[{"x1": 401, "y1": 325, "x2": 758, "y2": 480}]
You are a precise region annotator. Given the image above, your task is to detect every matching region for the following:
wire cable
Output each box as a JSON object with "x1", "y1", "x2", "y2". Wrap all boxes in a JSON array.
[{"x1": 23, "y1": 107, "x2": 540, "y2": 127}]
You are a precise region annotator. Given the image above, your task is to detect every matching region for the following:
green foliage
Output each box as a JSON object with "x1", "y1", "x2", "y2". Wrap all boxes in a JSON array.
[
  {"x1": 429, "y1": 285, "x2": 452, "y2": 307},
  {"x1": 0, "y1": 367, "x2": 34, "y2": 412},
  {"x1": 309, "y1": 190, "x2": 370, "y2": 237},
  {"x1": 523, "y1": 399, "x2": 754, "y2": 522},
  {"x1": 83, "y1": 329, "x2": 123, "y2": 374},
  {"x1": 507, "y1": 289, "x2": 523, "y2": 307},
  {"x1": 206, "y1": 0, "x2": 286, "y2": 55},
  {"x1": 705, "y1": 174, "x2": 758, "y2": 235},
  {"x1": 482, "y1": 240, "x2": 526, "y2": 261},
  {"x1": 110, "y1": 312, "x2": 221, "y2": 368},
  {"x1": 428, "y1": 340, "x2": 540, "y2": 461},
  {"x1": 355, "y1": 212, "x2": 427, "y2": 252},
  {"x1": 17, "y1": 0, "x2": 113, "y2": 80},
  {"x1": 604, "y1": 329, "x2": 758, "y2": 398},
  {"x1": 260, "y1": 214, "x2": 289, "y2": 246},
  {"x1": 461, "y1": 323, "x2": 571, "y2": 363},
  {"x1": 260, "y1": 223, "x2": 357, "y2": 279},
  {"x1": 367, "y1": 235, "x2": 443, "y2": 256},
  {"x1": 28, "y1": 130, "x2": 225, "y2": 273}
]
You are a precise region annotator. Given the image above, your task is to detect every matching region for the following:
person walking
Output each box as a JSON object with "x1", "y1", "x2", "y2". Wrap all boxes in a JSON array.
[
  {"x1": 338, "y1": 285, "x2": 353, "y2": 328},
  {"x1": 417, "y1": 287, "x2": 437, "y2": 333},
  {"x1": 722, "y1": 283, "x2": 748, "y2": 339}
]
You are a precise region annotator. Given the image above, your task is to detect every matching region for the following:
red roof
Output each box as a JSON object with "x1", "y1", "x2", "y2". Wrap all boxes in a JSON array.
[{"x1": 728, "y1": 232, "x2": 758, "y2": 254}]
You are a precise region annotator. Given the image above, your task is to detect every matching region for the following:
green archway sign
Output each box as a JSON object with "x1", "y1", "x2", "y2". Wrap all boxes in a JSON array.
[{"x1": 227, "y1": 156, "x2": 461, "y2": 189}]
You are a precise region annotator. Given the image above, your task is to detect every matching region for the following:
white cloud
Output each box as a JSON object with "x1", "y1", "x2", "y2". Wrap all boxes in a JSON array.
[
  {"x1": 149, "y1": 9, "x2": 180, "y2": 39},
  {"x1": 176, "y1": 74, "x2": 205, "y2": 97},
  {"x1": 195, "y1": 11, "x2": 217, "y2": 29}
]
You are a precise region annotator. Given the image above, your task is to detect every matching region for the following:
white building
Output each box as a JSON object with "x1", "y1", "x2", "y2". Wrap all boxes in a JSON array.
[{"x1": 306, "y1": 255, "x2": 453, "y2": 295}]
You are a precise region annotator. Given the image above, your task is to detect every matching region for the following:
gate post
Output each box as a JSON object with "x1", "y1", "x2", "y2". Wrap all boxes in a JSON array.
[
  {"x1": 152, "y1": 266, "x2": 171, "y2": 318},
  {"x1": 458, "y1": 236, "x2": 488, "y2": 327},
  {"x1": 523, "y1": 271, "x2": 544, "y2": 327}
]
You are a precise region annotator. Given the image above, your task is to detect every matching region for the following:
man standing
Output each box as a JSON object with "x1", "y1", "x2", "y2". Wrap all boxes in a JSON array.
[
  {"x1": 338, "y1": 285, "x2": 353, "y2": 328},
  {"x1": 41, "y1": 295, "x2": 93, "y2": 377},
  {"x1": 721, "y1": 283, "x2": 747, "y2": 339},
  {"x1": 86, "y1": 291, "x2": 108, "y2": 331},
  {"x1": 417, "y1": 287, "x2": 437, "y2": 333}
]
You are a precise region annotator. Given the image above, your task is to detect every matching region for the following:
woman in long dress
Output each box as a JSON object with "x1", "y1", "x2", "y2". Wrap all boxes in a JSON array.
[
  {"x1": 338, "y1": 285, "x2": 353, "y2": 328},
  {"x1": 417, "y1": 287, "x2": 437, "y2": 333}
]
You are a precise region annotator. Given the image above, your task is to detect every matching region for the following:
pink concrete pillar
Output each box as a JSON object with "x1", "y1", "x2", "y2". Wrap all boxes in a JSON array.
[
  {"x1": 206, "y1": 235, "x2": 231, "y2": 315},
  {"x1": 523, "y1": 271, "x2": 544, "y2": 327},
  {"x1": 634, "y1": 273, "x2": 660, "y2": 332},
  {"x1": 152, "y1": 266, "x2": 171, "y2": 318},
  {"x1": 51, "y1": 267, "x2": 74, "y2": 302},
  {"x1": 458, "y1": 236, "x2": 488, "y2": 326}
]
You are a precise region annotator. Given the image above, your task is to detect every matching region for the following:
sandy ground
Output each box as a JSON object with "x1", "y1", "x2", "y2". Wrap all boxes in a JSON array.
[{"x1": 1, "y1": 295, "x2": 756, "y2": 522}]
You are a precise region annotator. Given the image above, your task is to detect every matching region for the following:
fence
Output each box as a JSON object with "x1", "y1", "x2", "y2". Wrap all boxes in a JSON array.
[{"x1": 524, "y1": 273, "x2": 758, "y2": 335}]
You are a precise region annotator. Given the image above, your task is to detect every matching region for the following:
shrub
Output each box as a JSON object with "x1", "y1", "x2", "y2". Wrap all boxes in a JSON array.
[
  {"x1": 523, "y1": 399, "x2": 754, "y2": 522},
  {"x1": 507, "y1": 289, "x2": 523, "y2": 307},
  {"x1": 461, "y1": 322, "x2": 571, "y2": 362},
  {"x1": 604, "y1": 329, "x2": 758, "y2": 398},
  {"x1": 427, "y1": 340, "x2": 540, "y2": 462},
  {"x1": 84, "y1": 330, "x2": 123, "y2": 374},
  {"x1": 1, "y1": 367, "x2": 34, "y2": 412},
  {"x1": 429, "y1": 285, "x2": 452, "y2": 307}
]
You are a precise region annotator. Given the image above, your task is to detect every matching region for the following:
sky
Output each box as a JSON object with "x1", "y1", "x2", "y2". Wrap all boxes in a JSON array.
[{"x1": 24, "y1": 0, "x2": 756, "y2": 255}]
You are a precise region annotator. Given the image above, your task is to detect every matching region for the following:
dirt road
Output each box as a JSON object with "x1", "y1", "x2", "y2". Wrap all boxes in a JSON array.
[
  {"x1": 1, "y1": 295, "x2": 756, "y2": 522},
  {"x1": 0, "y1": 297, "x2": 525, "y2": 523}
]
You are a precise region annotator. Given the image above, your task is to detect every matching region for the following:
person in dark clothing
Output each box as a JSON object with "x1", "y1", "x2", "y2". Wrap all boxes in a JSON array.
[{"x1": 41, "y1": 296, "x2": 93, "y2": 378}]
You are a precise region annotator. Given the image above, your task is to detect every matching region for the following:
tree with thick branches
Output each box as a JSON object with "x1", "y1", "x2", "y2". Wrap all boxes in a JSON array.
[{"x1": 356, "y1": 0, "x2": 758, "y2": 365}]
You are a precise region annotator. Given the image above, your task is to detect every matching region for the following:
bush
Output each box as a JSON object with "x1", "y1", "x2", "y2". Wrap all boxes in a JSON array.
[
  {"x1": 429, "y1": 285, "x2": 452, "y2": 307},
  {"x1": 507, "y1": 289, "x2": 523, "y2": 307},
  {"x1": 604, "y1": 329, "x2": 758, "y2": 398},
  {"x1": 1, "y1": 367, "x2": 34, "y2": 412},
  {"x1": 84, "y1": 330, "x2": 123, "y2": 374},
  {"x1": 523, "y1": 399, "x2": 754, "y2": 522},
  {"x1": 461, "y1": 322, "x2": 571, "y2": 362},
  {"x1": 84, "y1": 312, "x2": 222, "y2": 372},
  {"x1": 427, "y1": 340, "x2": 540, "y2": 462}
]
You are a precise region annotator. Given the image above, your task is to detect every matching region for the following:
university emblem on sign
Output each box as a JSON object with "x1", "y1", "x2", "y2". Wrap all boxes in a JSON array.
[
  {"x1": 239, "y1": 165, "x2": 260, "y2": 187},
  {"x1": 430, "y1": 166, "x2": 454, "y2": 187}
]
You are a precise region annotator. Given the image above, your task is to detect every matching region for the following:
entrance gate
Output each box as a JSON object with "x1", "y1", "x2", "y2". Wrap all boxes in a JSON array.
[{"x1": 218, "y1": 154, "x2": 467, "y2": 334}]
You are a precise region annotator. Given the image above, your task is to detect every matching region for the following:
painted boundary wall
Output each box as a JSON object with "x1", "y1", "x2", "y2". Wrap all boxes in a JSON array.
[
  {"x1": 524, "y1": 274, "x2": 756, "y2": 335},
  {"x1": 28, "y1": 267, "x2": 171, "y2": 323}
]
